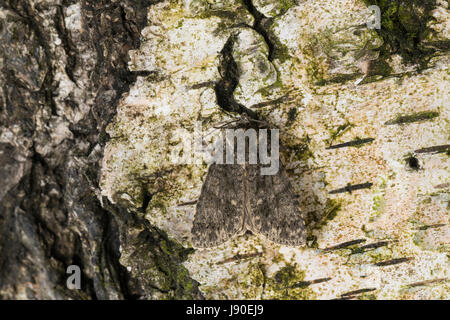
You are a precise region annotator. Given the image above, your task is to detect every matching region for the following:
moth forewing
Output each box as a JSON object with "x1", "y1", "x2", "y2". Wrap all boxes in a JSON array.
[
  {"x1": 191, "y1": 121, "x2": 306, "y2": 248},
  {"x1": 246, "y1": 161, "x2": 307, "y2": 247},
  {"x1": 191, "y1": 163, "x2": 246, "y2": 248}
]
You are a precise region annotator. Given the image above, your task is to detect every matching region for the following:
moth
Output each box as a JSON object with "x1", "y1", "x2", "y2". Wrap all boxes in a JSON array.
[{"x1": 191, "y1": 120, "x2": 307, "y2": 248}]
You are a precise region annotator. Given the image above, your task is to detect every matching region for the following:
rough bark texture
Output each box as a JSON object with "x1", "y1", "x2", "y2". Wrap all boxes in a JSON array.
[{"x1": 0, "y1": 0, "x2": 201, "y2": 299}]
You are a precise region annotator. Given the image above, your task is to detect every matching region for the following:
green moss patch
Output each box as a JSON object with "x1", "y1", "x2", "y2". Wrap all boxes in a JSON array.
[{"x1": 363, "y1": 0, "x2": 440, "y2": 67}]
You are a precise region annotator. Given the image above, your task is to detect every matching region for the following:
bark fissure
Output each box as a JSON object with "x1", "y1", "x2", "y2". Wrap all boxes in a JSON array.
[{"x1": 0, "y1": 0, "x2": 201, "y2": 300}]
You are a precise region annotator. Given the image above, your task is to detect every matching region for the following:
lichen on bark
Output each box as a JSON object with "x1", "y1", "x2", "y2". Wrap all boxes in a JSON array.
[{"x1": 0, "y1": 0, "x2": 202, "y2": 300}]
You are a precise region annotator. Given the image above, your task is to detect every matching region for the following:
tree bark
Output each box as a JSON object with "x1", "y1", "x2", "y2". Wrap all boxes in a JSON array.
[{"x1": 0, "y1": 0, "x2": 201, "y2": 299}]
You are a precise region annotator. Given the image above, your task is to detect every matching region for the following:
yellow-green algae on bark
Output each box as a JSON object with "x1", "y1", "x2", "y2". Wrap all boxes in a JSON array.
[{"x1": 101, "y1": 0, "x2": 449, "y2": 299}]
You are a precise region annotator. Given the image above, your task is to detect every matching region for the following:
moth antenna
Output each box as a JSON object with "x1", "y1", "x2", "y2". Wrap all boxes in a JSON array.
[
  {"x1": 250, "y1": 90, "x2": 294, "y2": 109},
  {"x1": 177, "y1": 200, "x2": 198, "y2": 207},
  {"x1": 213, "y1": 119, "x2": 240, "y2": 129}
]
